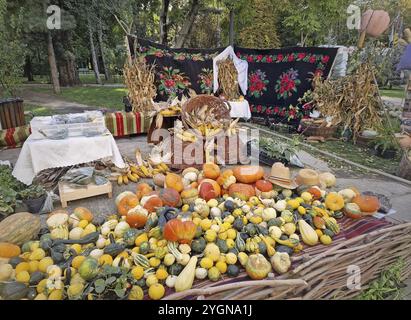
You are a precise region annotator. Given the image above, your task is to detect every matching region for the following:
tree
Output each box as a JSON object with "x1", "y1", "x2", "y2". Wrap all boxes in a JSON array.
[
  {"x1": 174, "y1": 0, "x2": 201, "y2": 48},
  {"x1": 159, "y1": 0, "x2": 170, "y2": 44}
]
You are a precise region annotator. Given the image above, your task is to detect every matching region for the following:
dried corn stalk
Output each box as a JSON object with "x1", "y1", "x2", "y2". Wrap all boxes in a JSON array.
[
  {"x1": 124, "y1": 57, "x2": 157, "y2": 112},
  {"x1": 217, "y1": 59, "x2": 239, "y2": 100},
  {"x1": 312, "y1": 63, "x2": 383, "y2": 142}
]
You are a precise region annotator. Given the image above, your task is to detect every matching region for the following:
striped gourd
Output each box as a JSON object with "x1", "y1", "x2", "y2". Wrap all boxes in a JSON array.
[
  {"x1": 132, "y1": 253, "x2": 150, "y2": 269},
  {"x1": 0, "y1": 212, "x2": 41, "y2": 245}
]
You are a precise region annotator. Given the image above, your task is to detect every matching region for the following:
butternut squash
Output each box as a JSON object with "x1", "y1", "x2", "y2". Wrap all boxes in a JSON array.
[
  {"x1": 174, "y1": 256, "x2": 198, "y2": 292},
  {"x1": 298, "y1": 219, "x2": 319, "y2": 246}
]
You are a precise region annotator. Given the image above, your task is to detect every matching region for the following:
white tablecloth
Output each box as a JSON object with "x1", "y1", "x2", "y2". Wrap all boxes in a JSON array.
[
  {"x1": 12, "y1": 134, "x2": 125, "y2": 185},
  {"x1": 228, "y1": 100, "x2": 251, "y2": 120}
]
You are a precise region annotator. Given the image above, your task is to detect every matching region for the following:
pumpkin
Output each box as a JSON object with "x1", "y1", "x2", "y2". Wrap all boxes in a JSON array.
[
  {"x1": 307, "y1": 187, "x2": 322, "y2": 200},
  {"x1": 115, "y1": 191, "x2": 135, "y2": 206},
  {"x1": 270, "y1": 252, "x2": 291, "y2": 274},
  {"x1": 163, "y1": 219, "x2": 197, "y2": 244},
  {"x1": 0, "y1": 282, "x2": 29, "y2": 300},
  {"x1": 338, "y1": 189, "x2": 357, "y2": 203},
  {"x1": 73, "y1": 207, "x2": 93, "y2": 222},
  {"x1": 361, "y1": 9, "x2": 390, "y2": 37},
  {"x1": 0, "y1": 212, "x2": 41, "y2": 246},
  {"x1": 0, "y1": 242, "x2": 21, "y2": 258},
  {"x1": 344, "y1": 203, "x2": 363, "y2": 219},
  {"x1": 216, "y1": 169, "x2": 236, "y2": 189},
  {"x1": 181, "y1": 188, "x2": 199, "y2": 205},
  {"x1": 141, "y1": 194, "x2": 163, "y2": 213},
  {"x1": 228, "y1": 183, "x2": 256, "y2": 201},
  {"x1": 0, "y1": 264, "x2": 13, "y2": 281},
  {"x1": 165, "y1": 173, "x2": 184, "y2": 193},
  {"x1": 353, "y1": 195, "x2": 380, "y2": 215},
  {"x1": 255, "y1": 180, "x2": 276, "y2": 199},
  {"x1": 153, "y1": 173, "x2": 166, "y2": 188},
  {"x1": 319, "y1": 172, "x2": 336, "y2": 188},
  {"x1": 198, "y1": 179, "x2": 221, "y2": 201},
  {"x1": 117, "y1": 195, "x2": 139, "y2": 216},
  {"x1": 159, "y1": 188, "x2": 182, "y2": 207},
  {"x1": 46, "y1": 212, "x2": 69, "y2": 229},
  {"x1": 135, "y1": 183, "x2": 153, "y2": 200},
  {"x1": 126, "y1": 206, "x2": 149, "y2": 228},
  {"x1": 233, "y1": 166, "x2": 265, "y2": 184},
  {"x1": 324, "y1": 193, "x2": 345, "y2": 211},
  {"x1": 78, "y1": 258, "x2": 99, "y2": 280},
  {"x1": 245, "y1": 254, "x2": 272, "y2": 280},
  {"x1": 203, "y1": 163, "x2": 220, "y2": 180}
]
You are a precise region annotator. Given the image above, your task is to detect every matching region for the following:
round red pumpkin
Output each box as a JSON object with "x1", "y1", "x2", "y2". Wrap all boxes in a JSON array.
[
  {"x1": 159, "y1": 188, "x2": 182, "y2": 207},
  {"x1": 255, "y1": 180, "x2": 273, "y2": 192},
  {"x1": 141, "y1": 194, "x2": 163, "y2": 213},
  {"x1": 353, "y1": 195, "x2": 380, "y2": 215},
  {"x1": 126, "y1": 210, "x2": 148, "y2": 228}
]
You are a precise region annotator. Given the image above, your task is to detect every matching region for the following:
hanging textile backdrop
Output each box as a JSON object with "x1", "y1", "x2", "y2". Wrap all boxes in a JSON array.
[{"x1": 128, "y1": 37, "x2": 338, "y2": 125}]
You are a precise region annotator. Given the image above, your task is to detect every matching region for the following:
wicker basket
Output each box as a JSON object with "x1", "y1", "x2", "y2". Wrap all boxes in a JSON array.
[
  {"x1": 355, "y1": 135, "x2": 376, "y2": 147},
  {"x1": 397, "y1": 151, "x2": 411, "y2": 180},
  {"x1": 300, "y1": 121, "x2": 337, "y2": 138},
  {"x1": 164, "y1": 219, "x2": 411, "y2": 300}
]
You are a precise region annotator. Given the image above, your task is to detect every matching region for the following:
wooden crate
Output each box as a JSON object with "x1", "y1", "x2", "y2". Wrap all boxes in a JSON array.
[{"x1": 58, "y1": 181, "x2": 113, "y2": 208}]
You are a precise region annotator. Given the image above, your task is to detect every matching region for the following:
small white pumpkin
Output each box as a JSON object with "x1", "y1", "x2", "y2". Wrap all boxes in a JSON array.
[
  {"x1": 89, "y1": 249, "x2": 104, "y2": 260},
  {"x1": 46, "y1": 213, "x2": 69, "y2": 230},
  {"x1": 114, "y1": 221, "x2": 130, "y2": 238},
  {"x1": 210, "y1": 207, "x2": 222, "y2": 218},
  {"x1": 69, "y1": 227, "x2": 84, "y2": 240},
  {"x1": 183, "y1": 171, "x2": 198, "y2": 183},
  {"x1": 165, "y1": 275, "x2": 177, "y2": 288},
  {"x1": 269, "y1": 226, "x2": 282, "y2": 239},
  {"x1": 319, "y1": 172, "x2": 336, "y2": 188},
  {"x1": 68, "y1": 214, "x2": 80, "y2": 228},
  {"x1": 274, "y1": 200, "x2": 287, "y2": 212},
  {"x1": 262, "y1": 208, "x2": 277, "y2": 221},
  {"x1": 195, "y1": 267, "x2": 208, "y2": 280},
  {"x1": 179, "y1": 244, "x2": 191, "y2": 254},
  {"x1": 96, "y1": 236, "x2": 106, "y2": 249},
  {"x1": 0, "y1": 264, "x2": 13, "y2": 281}
]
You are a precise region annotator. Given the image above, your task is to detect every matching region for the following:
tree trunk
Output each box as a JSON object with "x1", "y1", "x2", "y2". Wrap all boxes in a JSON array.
[
  {"x1": 160, "y1": 0, "x2": 170, "y2": 45},
  {"x1": 57, "y1": 51, "x2": 80, "y2": 87},
  {"x1": 229, "y1": 9, "x2": 235, "y2": 46},
  {"x1": 98, "y1": 19, "x2": 110, "y2": 81},
  {"x1": 87, "y1": 13, "x2": 102, "y2": 85},
  {"x1": 175, "y1": 0, "x2": 200, "y2": 48},
  {"x1": 24, "y1": 56, "x2": 34, "y2": 82},
  {"x1": 47, "y1": 31, "x2": 61, "y2": 94}
]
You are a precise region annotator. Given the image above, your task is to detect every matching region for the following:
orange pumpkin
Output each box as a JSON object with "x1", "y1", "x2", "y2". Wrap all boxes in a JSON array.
[
  {"x1": 233, "y1": 166, "x2": 265, "y2": 184},
  {"x1": 203, "y1": 163, "x2": 221, "y2": 180},
  {"x1": 159, "y1": 188, "x2": 182, "y2": 207},
  {"x1": 163, "y1": 219, "x2": 197, "y2": 244},
  {"x1": 181, "y1": 188, "x2": 199, "y2": 204},
  {"x1": 228, "y1": 183, "x2": 256, "y2": 201},
  {"x1": 344, "y1": 203, "x2": 363, "y2": 220},
  {"x1": 255, "y1": 180, "x2": 273, "y2": 192},
  {"x1": 73, "y1": 207, "x2": 93, "y2": 222},
  {"x1": 198, "y1": 179, "x2": 221, "y2": 201},
  {"x1": 117, "y1": 195, "x2": 139, "y2": 216},
  {"x1": 141, "y1": 194, "x2": 163, "y2": 213},
  {"x1": 353, "y1": 195, "x2": 380, "y2": 215},
  {"x1": 307, "y1": 187, "x2": 322, "y2": 200},
  {"x1": 126, "y1": 207, "x2": 148, "y2": 228},
  {"x1": 165, "y1": 173, "x2": 184, "y2": 193},
  {"x1": 0, "y1": 242, "x2": 21, "y2": 258},
  {"x1": 324, "y1": 193, "x2": 345, "y2": 211},
  {"x1": 136, "y1": 183, "x2": 153, "y2": 200}
]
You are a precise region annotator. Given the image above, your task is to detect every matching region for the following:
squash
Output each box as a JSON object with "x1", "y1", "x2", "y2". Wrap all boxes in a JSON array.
[
  {"x1": 338, "y1": 189, "x2": 357, "y2": 203},
  {"x1": 353, "y1": 195, "x2": 380, "y2": 214},
  {"x1": 78, "y1": 258, "x2": 99, "y2": 280},
  {"x1": 114, "y1": 221, "x2": 130, "y2": 238},
  {"x1": 344, "y1": 203, "x2": 363, "y2": 219},
  {"x1": 0, "y1": 242, "x2": 21, "y2": 258},
  {"x1": 115, "y1": 191, "x2": 136, "y2": 206},
  {"x1": 307, "y1": 187, "x2": 322, "y2": 200},
  {"x1": 203, "y1": 163, "x2": 220, "y2": 180},
  {"x1": 233, "y1": 166, "x2": 265, "y2": 184},
  {"x1": 0, "y1": 282, "x2": 28, "y2": 300},
  {"x1": 47, "y1": 213, "x2": 69, "y2": 230},
  {"x1": 117, "y1": 195, "x2": 139, "y2": 216},
  {"x1": 255, "y1": 180, "x2": 275, "y2": 199},
  {"x1": 153, "y1": 173, "x2": 166, "y2": 188},
  {"x1": 228, "y1": 183, "x2": 256, "y2": 201},
  {"x1": 0, "y1": 212, "x2": 41, "y2": 245},
  {"x1": 159, "y1": 188, "x2": 182, "y2": 207},
  {"x1": 325, "y1": 193, "x2": 345, "y2": 211},
  {"x1": 204, "y1": 243, "x2": 220, "y2": 262},
  {"x1": 135, "y1": 183, "x2": 153, "y2": 200},
  {"x1": 69, "y1": 227, "x2": 84, "y2": 241},
  {"x1": 245, "y1": 254, "x2": 272, "y2": 280},
  {"x1": 141, "y1": 194, "x2": 163, "y2": 213},
  {"x1": 270, "y1": 252, "x2": 291, "y2": 274},
  {"x1": 165, "y1": 173, "x2": 184, "y2": 193},
  {"x1": 298, "y1": 219, "x2": 319, "y2": 246},
  {"x1": 73, "y1": 207, "x2": 93, "y2": 222},
  {"x1": 163, "y1": 219, "x2": 197, "y2": 244},
  {"x1": 198, "y1": 179, "x2": 221, "y2": 201},
  {"x1": 181, "y1": 188, "x2": 199, "y2": 205},
  {"x1": 216, "y1": 169, "x2": 236, "y2": 189},
  {"x1": 0, "y1": 264, "x2": 13, "y2": 281},
  {"x1": 50, "y1": 225, "x2": 69, "y2": 240},
  {"x1": 262, "y1": 208, "x2": 277, "y2": 222},
  {"x1": 126, "y1": 205, "x2": 148, "y2": 228},
  {"x1": 319, "y1": 172, "x2": 336, "y2": 188},
  {"x1": 174, "y1": 256, "x2": 198, "y2": 292}
]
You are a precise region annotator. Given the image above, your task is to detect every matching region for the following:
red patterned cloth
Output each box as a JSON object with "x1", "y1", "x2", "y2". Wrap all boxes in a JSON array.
[
  {"x1": 104, "y1": 112, "x2": 153, "y2": 137},
  {"x1": 0, "y1": 125, "x2": 31, "y2": 150}
]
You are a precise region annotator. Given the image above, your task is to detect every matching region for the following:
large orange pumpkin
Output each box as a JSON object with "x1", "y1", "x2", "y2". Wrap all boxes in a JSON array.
[
  {"x1": 159, "y1": 188, "x2": 182, "y2": 207},
  {"x1": 165, "y1": 173, "x2": 184, "y2": 193},
  {"x1": 198, "y1": 179, "x2": 221, "y2": 201},
  {"x1": 126, "y1": 207, "x2": 148, "y2": 228},
  {"x1": 0, "y1": 242, "x2": 21, "y2": 258},
  {"x1": 163, "y1": 219, "x2": 197, "y2": 244},
  {"x1": 203, "y1": 163, "x2": 221, "y2": 180},
  {"x1": 233, "y1": 166, "x2": 265, "y2": 184},
  {"x1": 141, "y1": 194, "x2": 163, "y2": 213},
  {"x1": 136, "y1": 183, "x2": 153, "y2": 200},
  {"x1": 228, "y1": 183, "x2": 256, "y2": 201},
  {"x1": 255, "y1": 180, "x2": 273, "y2": 192},
  {"x1": 353, "y1": 195, "x2": 380, "y2": 215},
  {"x1": 117, "y1": 195, "x2": 139, "y2": 216}
]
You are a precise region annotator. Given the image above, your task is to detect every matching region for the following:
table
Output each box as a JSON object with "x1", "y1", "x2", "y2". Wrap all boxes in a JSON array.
[
  {"x1": 228, "y1": 100, "x2": 251, "y2": 120},
  {"x1": 12, "y1": 133, "x2": 125, "y2": 185}
]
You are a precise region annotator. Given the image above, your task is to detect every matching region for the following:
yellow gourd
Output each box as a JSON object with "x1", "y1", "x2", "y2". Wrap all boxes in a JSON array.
[
  {"x1": 174, "y1": 256, "x2": 198, "y2": 292},
  {"x1": 298, "y1": 220, "x2": 319, "y2": 246}
]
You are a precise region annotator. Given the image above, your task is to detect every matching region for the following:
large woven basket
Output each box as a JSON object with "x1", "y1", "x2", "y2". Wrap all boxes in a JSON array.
[{"x1": 300, "y1": 121, "x2": 337, "y2": 139}]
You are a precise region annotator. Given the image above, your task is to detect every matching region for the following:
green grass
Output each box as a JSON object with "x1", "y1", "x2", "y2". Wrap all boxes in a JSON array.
[
  {"x1": 379, "y1": 88, "x2": 405, "y2": 99},
  {"x1": 29, "y1": 86, "x2": 127, "y2": 110},
  {"x1": 79, "y1": 73, "x2": 124, "y2": 84}
]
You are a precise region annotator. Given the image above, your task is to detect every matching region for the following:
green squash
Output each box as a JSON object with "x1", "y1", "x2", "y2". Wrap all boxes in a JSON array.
[
  {"x1": 216, "y1": 239, "x2": 228, "y2": 254},
  {"x1": 123, "y1": 228, "x2": 140, "y2": 247},
  {"x1": 168, "y1": 263, "x2": 184, "y2": 276},
  {"x1": 29, "y1": 271, "x2": 45, "y2": 286},
  {"x1": 139, "y1": 242, "x2": 150, "y2": 255},
  {"x1": 78, "y1": 258, "x2": 99, "y2": 280},
  {"x1": 0, "y1": 282, "x2": 28, "y2": 300},
  {"x1": 191, "y1": 237, "x2": 206, "y2": 254},
  {"x1": 267, "y1": 218, "x2": 283, "y2": 228},
  {"x1": 227, "y1": 265, "x2": 240, "y2": 277}
]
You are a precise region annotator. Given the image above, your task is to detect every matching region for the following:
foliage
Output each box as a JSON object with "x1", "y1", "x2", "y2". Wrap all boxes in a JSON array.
[
  {"x1": 357, "y1": 259, "x2": 406, "y2": 300},
  {"x1": 373, "y1": 117, "x2": 401, "y2": 153},
  {"x1": 259, "y1": 136, "x2": 300, "y2": 163},
  {"x1": 19, "y1": 185, "x2": 46, "y2": 200},
  {"x1": 0, "y1": 165, "x2": 25, "y2": 216}
]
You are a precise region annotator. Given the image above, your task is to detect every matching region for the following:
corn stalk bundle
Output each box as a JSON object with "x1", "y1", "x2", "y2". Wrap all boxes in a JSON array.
[
  {"x1": 312, "y1": 63, "x2": 383, "y2": 142},
  {"x1": 217, "y1": 59, "x2": 240, "y2": 100},
  {"x1": 123, "y1": 58, "x2": 157, "y2": 112}
]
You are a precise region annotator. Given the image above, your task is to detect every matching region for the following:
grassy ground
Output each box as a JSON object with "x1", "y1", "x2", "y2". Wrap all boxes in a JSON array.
[
  {"x1": 29, "y1": 86, "x2": 127, "y2": 110},
  {"x1": 22, "y1": 74, "x2": 124, "y2": 85},
  {"x1": 380, "y1": 88, "x2": 405, "y2": 99}
]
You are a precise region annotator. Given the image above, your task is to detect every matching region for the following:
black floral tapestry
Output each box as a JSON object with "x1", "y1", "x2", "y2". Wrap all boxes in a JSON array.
[{"x1": 129, "y1": 37, "x2": 338, "y2": 124}]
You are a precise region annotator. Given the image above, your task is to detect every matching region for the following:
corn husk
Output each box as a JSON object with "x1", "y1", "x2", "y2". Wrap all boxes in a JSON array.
[{"x1": 217, "y1": 59, "x2": 239, "y2": 100}]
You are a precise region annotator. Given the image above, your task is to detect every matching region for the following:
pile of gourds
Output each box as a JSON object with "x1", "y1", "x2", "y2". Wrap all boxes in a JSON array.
[{"x1": 0, "y1": 163, "x2": 381, "y2": 300}]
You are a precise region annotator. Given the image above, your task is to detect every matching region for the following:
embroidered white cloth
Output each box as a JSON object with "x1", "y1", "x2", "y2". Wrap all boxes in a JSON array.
[
  {"x1": 228, "y1": 100, "x2": 251, "y2": 120},
  {"x1": 213, "y1": 46, "x2": 248, "y2": 95},
  {"x1": 12, "y1": 133, "x2": 125, "y2": 185}
]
